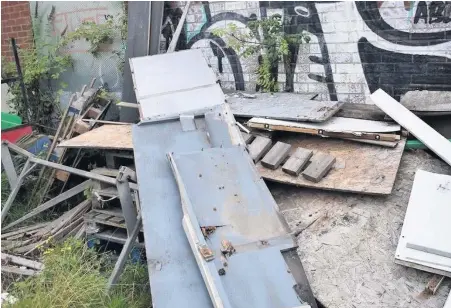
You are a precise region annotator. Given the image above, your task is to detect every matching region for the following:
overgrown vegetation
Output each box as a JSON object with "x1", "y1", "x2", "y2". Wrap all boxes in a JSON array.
[
  {"x1": 1, "y1": 3, "x2": 127, "y2": 133},
  {"x1": 5, "y1": 239, "x2": 151, "y2": 308},
  {"x1": 212, "y1": 15, "x2": 310, "y2": 92}
]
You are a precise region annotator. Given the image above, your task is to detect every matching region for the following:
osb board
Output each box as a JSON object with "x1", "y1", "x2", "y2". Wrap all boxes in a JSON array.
[
  {"x1": 256, "y1": 135, "x2": 406, "y2": 195},
  {"x1": 58, "y1": 125, "x2": 133, "y2": 150}
]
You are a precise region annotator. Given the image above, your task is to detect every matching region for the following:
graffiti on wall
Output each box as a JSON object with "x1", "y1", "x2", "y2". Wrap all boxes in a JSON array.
[{"x1": 164, "y1": 1, "x2": 451, "y2": 103}]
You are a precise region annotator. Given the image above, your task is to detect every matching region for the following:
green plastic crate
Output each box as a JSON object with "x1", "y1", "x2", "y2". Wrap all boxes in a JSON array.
[{"x1": 1, "y1": 112, "x2": 22, "y2": 130}]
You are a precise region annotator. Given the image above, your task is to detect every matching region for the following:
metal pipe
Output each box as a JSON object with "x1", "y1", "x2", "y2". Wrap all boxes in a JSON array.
[
  {"x1": 3, "y1": 140, "x2": 139, "y2": 190},
  {"x1": 11, "y1": 38, "x2": 29, "y2": 123},
  {"x1": 116, "y1": 166, "x2": 138, "y2": 235},
  {"x1": 106, "y1": 215, "x2": 142, "y2": 291},
  {"x1": 1, "y1": 159, "x2": 37, "y2": 223}
]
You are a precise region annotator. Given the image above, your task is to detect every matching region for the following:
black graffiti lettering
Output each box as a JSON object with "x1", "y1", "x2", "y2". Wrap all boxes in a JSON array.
[
  {"x1": 430, "y1": 2, "x2": 444, "y2": 23},
  {"x1": 414, "y1": 1, "x2": 450, "y2": 24},
  {"x1": 414, "y1": 1, "x2": 428, "y2": 24}
]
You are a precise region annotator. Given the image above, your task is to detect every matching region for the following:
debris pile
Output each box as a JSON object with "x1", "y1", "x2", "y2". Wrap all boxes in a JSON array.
[{"x1": 2, "y1": 49, "x2": 451, "y2": 307}]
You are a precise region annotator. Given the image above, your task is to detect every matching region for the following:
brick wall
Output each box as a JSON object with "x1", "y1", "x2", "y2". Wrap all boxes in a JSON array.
[
  {"x1": 163, "y1": 1, "x2": 451, "y2": 103},
  {"x1": 1, "y1": 1, "x2": 33, "y2": 62}
]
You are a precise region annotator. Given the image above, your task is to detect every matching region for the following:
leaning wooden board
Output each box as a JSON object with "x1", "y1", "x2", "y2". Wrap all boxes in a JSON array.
[
  {"x1": 256, "y1": 135, "x2": 406, "y2": 195},
  {"x1": 57, "y1": 124, "x2": 133, "y2": 150}
]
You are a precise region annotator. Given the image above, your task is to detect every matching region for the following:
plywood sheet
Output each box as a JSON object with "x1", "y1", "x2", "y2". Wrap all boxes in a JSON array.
[
  {"x1": 228, "y1": 93, "x2": 343, "y2": 122},
  {"x1": 58, "y1": 125, "x2": 133, "y2": 150},
  {"x1": 256, "y1": 135, "x2": 406, "y2": 195},
  {"x1": 395, "y1": 169, "x2": 451, "y2": 276}
]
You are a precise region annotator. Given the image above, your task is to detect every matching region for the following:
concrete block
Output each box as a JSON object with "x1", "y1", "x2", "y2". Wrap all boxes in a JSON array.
[
  {"x1": 261, "y1": 141, "x2": 292, "y2": 170},
  {"x1": 302, "y1": 152, "x2": 336, "y2": 183},
  {"x1": 282, "y1": 147, "x2": 313, "y2": 176},
  {"x1": 248, "y1": 136, "x2": 272, "y2": 162}
]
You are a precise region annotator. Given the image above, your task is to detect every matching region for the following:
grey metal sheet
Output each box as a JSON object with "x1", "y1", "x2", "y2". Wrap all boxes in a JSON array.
[
  {"x1": 170, "y1": 147, "x2": 289, "y2": 243},
  {"x1": 170, "y1": 146, "x2": 304, "y2": 307},
  {"x1": 228, "y1": 93, "x2": 343, "y2": 122},
  {"x1": 139, "y1": 84, "x2": 224, "y2": 120},
  {"x1": 219, "y1": 247, "x2": 300, "y2": 308},
  {"x1": 205, "y1": 111, "x2": 233, "y2": 148},
  {"x1": 133, "y1": 120, "x2": 213, "y2": 308},
  {"x1": 130, "y1": 49, "x2": 217, "y2": 100}
]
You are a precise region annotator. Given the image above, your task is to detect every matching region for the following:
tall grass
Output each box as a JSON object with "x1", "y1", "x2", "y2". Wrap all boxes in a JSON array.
[{"x1": 5, "y1": 239, "x2": 151, "y2": 308}]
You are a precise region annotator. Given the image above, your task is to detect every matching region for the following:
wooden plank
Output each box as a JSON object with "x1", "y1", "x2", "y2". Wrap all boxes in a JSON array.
[
  {"x1": 228, "y1": 93, "x2": 343, "y2": 122},
  {"x1": 1, "y1": 222, "x2": 47, "y2": 239},
  {"x1": 248, "y1": 117, "x2": 400, "y2": 142},
  {"x1": 35, "y1": 200, "x2": 91, "y2": 238},
  {"x1": 335, "y1": 102, "x2": 386, "y2": 121},
  {"x1": 57, "y1": 125, "x2": 133, "y2": 150},
  {"x1": 261, "y1": 141, "x2": 292, "y2": 170},
  {"x1": 249, "y1": 116, "x2": 400, "y2": 133},
  {"x1": 371, "y1": 89, "x2": 451, "y2": 166},
  {"x1": 94, "y1": 213, "x2": 113, "y2": 220},
  {"x1": 248, "y1": 136, "x2": 272, "y2": 162},
  {"x1": 425, "y1": 275, "x2": 445, "y2": 295},
  {"x1": 54, "y1": 169, "x2": 70, "y2": 182},
  {"x1": 256, "y1": 135, "x2": 406, "y2": 195},
  {"x1": 117, "y1": 101, "x2": 139, "y2": 108},
  {"x1": 282, "y1": 148, "x2": 313, "y2": 176},
  {"x1": 302, "y1": 153, "x2": 336, "y2": 183},
  {"x1": 1, "y1": 253, "x2": 43, "y2": 270},
  {"x1": 1, "y1": 266, "x2": 37, "y2": 276},
  {"x1": 3, "y1": 180, "x2": 92, "y2": 231},
  {"x1": 1, "y1": 142, "x2": 18, "y2": 187},
  {"x1": 72, "y1": 119, "x2": 90, "y2": 134}
]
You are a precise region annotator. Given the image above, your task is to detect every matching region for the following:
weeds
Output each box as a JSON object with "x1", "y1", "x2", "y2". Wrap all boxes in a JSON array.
[{"x1": 5, "y1": 238, "x2": 151, "y2": 308}]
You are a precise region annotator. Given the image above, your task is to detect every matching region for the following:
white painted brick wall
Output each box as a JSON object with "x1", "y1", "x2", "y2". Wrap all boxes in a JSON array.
[{"x1": 169, "y1": 1, "x2": 451, "y2": 102}]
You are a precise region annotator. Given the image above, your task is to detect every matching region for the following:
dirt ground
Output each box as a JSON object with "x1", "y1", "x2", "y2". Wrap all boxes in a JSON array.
[{"x1": 270, "y1": 149, "x2": 451, "y2": 308}]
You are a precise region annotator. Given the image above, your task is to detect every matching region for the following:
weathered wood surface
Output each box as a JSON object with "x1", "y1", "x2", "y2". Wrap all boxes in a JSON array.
[
  {"x1": 274, "y1": 150, "x2": 451, "y2": 308},
  {"x1": 228, "y1": 93, "x2": 343, "y2": 122},
  {"x1": 261, "y1": 142, "x2": 292, "y2": 170},
  {"x1": 248, "y1": 117, "x2": 401, "y2": 133},
  {"x1": 248, "y1": 136, "x2": 272, "y2": 162},
  {"x1": 335, "y1": 102, "x2": 386, "y2": 121},
  {"x1": 282, "y1": 147, "x2": 313, "y2": 176},
  {"x1": 256, "y1": 135, "x2": 406, "y2": 195},
  {"x1": 302, "y1": 153, "x2": 336, "y2": 183},
  {"x1": 58, "y1": 125, "x2": 133, "y2": 150}
]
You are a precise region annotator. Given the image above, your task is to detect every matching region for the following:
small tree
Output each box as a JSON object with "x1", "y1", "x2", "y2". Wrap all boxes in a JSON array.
[{"x1": 213, "y1": 14, "x2": 310, "y2": 92}]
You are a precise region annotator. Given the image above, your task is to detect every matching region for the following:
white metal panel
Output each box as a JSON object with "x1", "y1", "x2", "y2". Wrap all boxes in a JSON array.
[
  {"x1": 371, "y1": 89, "x2": 451, "y2": 166},
  {"x1": 130, "y1": 49, "x2": 217, "y2": 100},
  {"x1": 139, "y1": 84, "x2": 225, "y2": 120},
  {"x1": 395, "y1": 169, "x2": 451, "y2": 276}
]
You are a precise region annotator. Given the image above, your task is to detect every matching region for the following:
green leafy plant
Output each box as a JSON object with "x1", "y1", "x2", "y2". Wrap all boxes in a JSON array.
[
  {"x1": 1, "y1": 13, "x2": 72, "y2": 132},
  {"x1": 212, "y1": 15, "x2": 310, "y2": 92}
]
